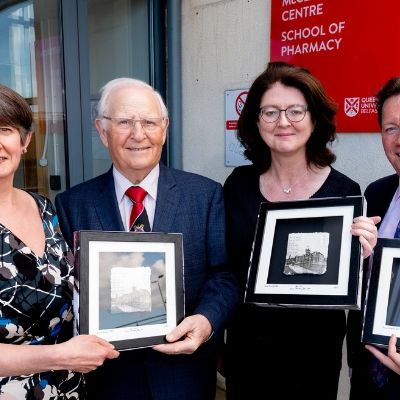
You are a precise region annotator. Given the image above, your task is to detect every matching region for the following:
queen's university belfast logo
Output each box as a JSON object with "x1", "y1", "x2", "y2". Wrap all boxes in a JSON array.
[{"x1": 344, "y1": 97, "x2": 360, "y2": 117}]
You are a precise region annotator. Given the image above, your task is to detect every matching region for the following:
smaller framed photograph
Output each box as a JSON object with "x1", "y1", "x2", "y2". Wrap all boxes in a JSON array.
[
  {"x1": 73, "y1": 231, "x2": 184, "y2": 350},
  {"x1": 363, "y1": 238, "x2": 400, "y2": 347},
  {"x1": 244, "y1": 196, "x2": 364, "y2": 309}
]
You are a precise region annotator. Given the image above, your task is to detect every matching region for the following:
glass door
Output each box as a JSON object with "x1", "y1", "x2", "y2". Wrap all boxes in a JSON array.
[
  {"x1": 0, "y1": 0, "x2": 67, "y2": 200},
  {"x1": 87, "y1": 0, "x2": 151, "y2": 177},
  {"x1": 0, "y1": 0, "x2": 166, "y2": 192},
  {"x1": 63, "y1": 0, "x2": 166, "y2": 185}
]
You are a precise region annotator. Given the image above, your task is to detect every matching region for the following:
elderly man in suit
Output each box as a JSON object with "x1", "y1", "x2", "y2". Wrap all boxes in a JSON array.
[
  {"x1": 55, "y1": 78, "x2": 239, "y2": 400},
  {"x1": 348, "y1": 77, "x2": 400, "y2": 400}
]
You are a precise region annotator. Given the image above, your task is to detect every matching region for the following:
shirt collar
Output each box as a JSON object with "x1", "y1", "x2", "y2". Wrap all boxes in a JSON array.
[
  {"x1": 394, "y1": 177, "x2": 400, "y2": 201},
  {"x1": 113, "y1": 164, "x2": 159, "y2": 203}
]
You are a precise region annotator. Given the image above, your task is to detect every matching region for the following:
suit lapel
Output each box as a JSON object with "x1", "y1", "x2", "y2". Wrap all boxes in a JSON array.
[
  {"x1": 381, "y1": 175, "x2": 399, "y2": 217},
  {"x1": 368, "y1": 174, "x2": 398, "y2": 227},
  {"x1": 93, "y1": 169, "x2": 125, "y2": 231},
  {"x1": 153, "y1": 164, "x2": 180, "y2": 233}
]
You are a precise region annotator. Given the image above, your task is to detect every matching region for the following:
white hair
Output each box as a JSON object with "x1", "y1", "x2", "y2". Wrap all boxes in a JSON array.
[{"x1": 97, "y1": 77, "x2": 168, "y2": 119}]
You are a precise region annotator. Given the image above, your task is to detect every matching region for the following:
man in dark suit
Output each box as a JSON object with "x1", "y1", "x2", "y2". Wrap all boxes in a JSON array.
[
  {"x1": 55, "y1": 78, "x2": 239, "y2": 399},
  {"x1": 348, "y1": 77, "x2": 400, "y2": 400}
]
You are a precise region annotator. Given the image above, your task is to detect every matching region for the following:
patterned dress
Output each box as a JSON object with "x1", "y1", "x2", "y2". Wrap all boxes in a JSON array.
[{"x1": 0, "y1": 193, "x2": 85, "y2": 399}]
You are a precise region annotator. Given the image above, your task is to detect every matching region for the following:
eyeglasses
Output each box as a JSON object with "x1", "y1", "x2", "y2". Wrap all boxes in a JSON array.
[
  {"x1": 102, "y1": 116, "x2": 165, "y2": 133},
  {"x1": 259, "y1": 105, "x2": 308, "y2": 123}
]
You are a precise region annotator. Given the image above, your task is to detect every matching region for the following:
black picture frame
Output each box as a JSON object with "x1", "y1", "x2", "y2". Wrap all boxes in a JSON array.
[
  {"x1": 73, "y1": 231, "x2": 184, "y2": 350},
  {"x1": 245, "y1": 196, "x2": 364, "y2": 309},
  {"x1": 363, "y1": 238, "x2": 400, "y2": 347}
]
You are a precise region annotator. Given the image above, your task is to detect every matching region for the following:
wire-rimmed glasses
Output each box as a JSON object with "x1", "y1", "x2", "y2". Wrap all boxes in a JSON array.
[
  {"x1": 259, "y1": 104, "x2": 308, "y2": 123},
  {"x1": 102, "y1": 116, "x2": 165, "y2": 133}
]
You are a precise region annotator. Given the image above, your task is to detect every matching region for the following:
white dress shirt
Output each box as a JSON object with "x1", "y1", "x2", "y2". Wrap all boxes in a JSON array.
[
  {"x1": 113, "y1": 165, "x2": 159, "y2": 231},
  {"x1": 378, "y1": 177, "x2": 400, "y2": 238}
]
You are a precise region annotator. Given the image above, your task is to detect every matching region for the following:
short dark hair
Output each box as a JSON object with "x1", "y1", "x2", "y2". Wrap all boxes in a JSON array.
[
  {"x1": 237, "y1": 61, "x2": 337, "y2": 173},
  {"x1": 0, "y1": 84, "x2": 33, "y2": 142},
  {"x1": 376, "y1": 77, "x2": 400, "y2": 127}
]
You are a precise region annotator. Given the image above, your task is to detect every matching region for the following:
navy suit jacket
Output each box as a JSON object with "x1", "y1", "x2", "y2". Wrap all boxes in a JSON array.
[
  {"x1": 348, "y1": 173, "x2": 400, "y2": 399},
  {"x1": 55, "y1": 164, "x2": 239, "y2": 400},
  {"x1": 364, "y1": 174, "x2": 399, "y2": 223}
]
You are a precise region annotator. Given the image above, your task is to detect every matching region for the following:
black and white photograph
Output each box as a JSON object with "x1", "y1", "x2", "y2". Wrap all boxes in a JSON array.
[
  {"x1": 284, "y1": 232, "x2": 329, "y2": 276},
  {"x1": 386, "y1": 258, "x2": 400, "y2": 327},
  {"x1": 245, "y1": 196, "x2": 364, "y2": 308},
  {"x1": 363, "y1": 239, "x2": 400, "y2": 347},
  {"x1": 75, "y1": 231, "x2": 184, "y2": 350},
  {"x1": 99, "y1": 251, "x2": 167, "y2": 329}
]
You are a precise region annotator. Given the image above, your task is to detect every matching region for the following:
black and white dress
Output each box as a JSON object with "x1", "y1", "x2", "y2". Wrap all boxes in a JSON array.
[{"x1": 0, "y1": 193, "x2": 84, "y2": 399}]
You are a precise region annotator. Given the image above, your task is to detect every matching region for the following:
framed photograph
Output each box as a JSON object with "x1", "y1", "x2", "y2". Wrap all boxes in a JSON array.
[
  {"x1": 73, "y1": 231, "x2": 184, "y2": 350},
  {"x1": 244, "y1": 196, "x2": 364, "y2": 309},
  {"x1": 363, "y1": 238, "x2": 400, "y2": 347}
]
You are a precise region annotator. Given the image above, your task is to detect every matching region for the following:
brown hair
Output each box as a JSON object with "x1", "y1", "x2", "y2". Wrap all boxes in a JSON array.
[
  {"x1": 237, "y1": 61, "x2": 337, "y2": 173},
  {"x1": 0, "y1": 84, "x2": 33, "y2": 142},
  {"x1": 375, "y1": 77, "x2": 400, "y2": 127}
]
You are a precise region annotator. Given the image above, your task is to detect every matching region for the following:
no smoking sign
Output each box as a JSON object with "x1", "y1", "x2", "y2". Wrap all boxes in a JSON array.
[
  {"x1": 225, "y1": 89, "x2": 250, "y2": 167},
  {"x1": 235, "y1": 91, "x2": 248, "y2": 116}
]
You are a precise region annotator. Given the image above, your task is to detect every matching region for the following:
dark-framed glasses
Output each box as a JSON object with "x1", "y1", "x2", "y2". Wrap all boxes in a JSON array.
[
  {"x1": 102, "y1": 116, "x2": 165, "y2": 133},
  {"x1": 259, "y1": 105, "x2": 308, "y2": 123}
]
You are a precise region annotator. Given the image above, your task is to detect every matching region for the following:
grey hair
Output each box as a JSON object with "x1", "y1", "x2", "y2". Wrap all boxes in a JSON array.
[{"x1": 97, "y1": 78, "x2": 168, "y2": 119}]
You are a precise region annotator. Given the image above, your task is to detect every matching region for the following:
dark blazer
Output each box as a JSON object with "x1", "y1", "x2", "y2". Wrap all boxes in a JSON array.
[
  {"x1": 349, "y1": 173, "x2": 400, "y2": 400},
  {"x1": 365, "y1": 174, "x2": 399, "y2": 224},
  {"x1": 55, "y1": 164, "x2": 239, "y2": 400}
]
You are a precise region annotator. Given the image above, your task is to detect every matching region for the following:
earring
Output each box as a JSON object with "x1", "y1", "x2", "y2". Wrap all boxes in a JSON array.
[{"x1": 22, "y1": 148, "x2": 27, "y2": 154}]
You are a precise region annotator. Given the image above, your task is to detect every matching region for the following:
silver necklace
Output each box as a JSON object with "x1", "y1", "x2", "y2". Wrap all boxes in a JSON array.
[
  {"x1": 283, "y1": 186, "x2": 292, "y2": 194},
  {"x1": 275, "y1": 169, "x2": 309, "y2": 194}
]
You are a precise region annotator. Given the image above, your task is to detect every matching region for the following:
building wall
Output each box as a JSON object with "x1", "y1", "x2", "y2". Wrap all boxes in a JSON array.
[
  {"x1": 181, "y1": 2, "x2": 393, "y2": 398},
  {"x1": 181, "y1": 0, "x2": 393, "y2": 192}
]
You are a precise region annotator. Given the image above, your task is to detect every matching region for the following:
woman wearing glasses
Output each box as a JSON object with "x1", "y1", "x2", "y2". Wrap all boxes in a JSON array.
[{"x1": 223, "y1": 61, "x2": 379, "y2": 399}]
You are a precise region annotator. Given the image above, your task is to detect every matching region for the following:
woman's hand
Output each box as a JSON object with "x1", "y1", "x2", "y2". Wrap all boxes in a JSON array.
[
  {"x1": 55, "y1": 335, "x2": 119, "y2": 373},
  {"x1": 351, "y1": 216, "x2": 381, "y2": 258},
  {"x1": 0, "y1": 335, "x2": 119, "y2": 376}
]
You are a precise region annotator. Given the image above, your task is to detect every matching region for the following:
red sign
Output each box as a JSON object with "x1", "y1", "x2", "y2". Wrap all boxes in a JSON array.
[
  {"x1": 270, "y1": 0, "x2": 399, "y2": 132},
  {"x1": 226, "y1": 120, "x2": 238, "y2": 130}
]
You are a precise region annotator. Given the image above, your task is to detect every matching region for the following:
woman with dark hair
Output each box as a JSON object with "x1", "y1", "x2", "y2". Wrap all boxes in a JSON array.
[
  {"x1": 223, "y1": 61, "x2": 379, "y2": 399},
  {"x1": 0, "y1": 84, "x2": 119, "y2": 399}
]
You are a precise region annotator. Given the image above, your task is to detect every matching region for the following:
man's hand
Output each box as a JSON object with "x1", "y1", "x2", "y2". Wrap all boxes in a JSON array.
[
  {"x1": 153, "y1": 314, "x2": 212, "y2": 355},
  {"x1": 366, "y1": 335, "x2": 400, "y2": 375}
]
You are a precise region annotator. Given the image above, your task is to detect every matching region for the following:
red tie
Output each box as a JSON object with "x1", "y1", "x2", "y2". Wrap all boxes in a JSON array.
[{"x1": 126, "y1": 186, "x2": 148, "y2": 230}]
